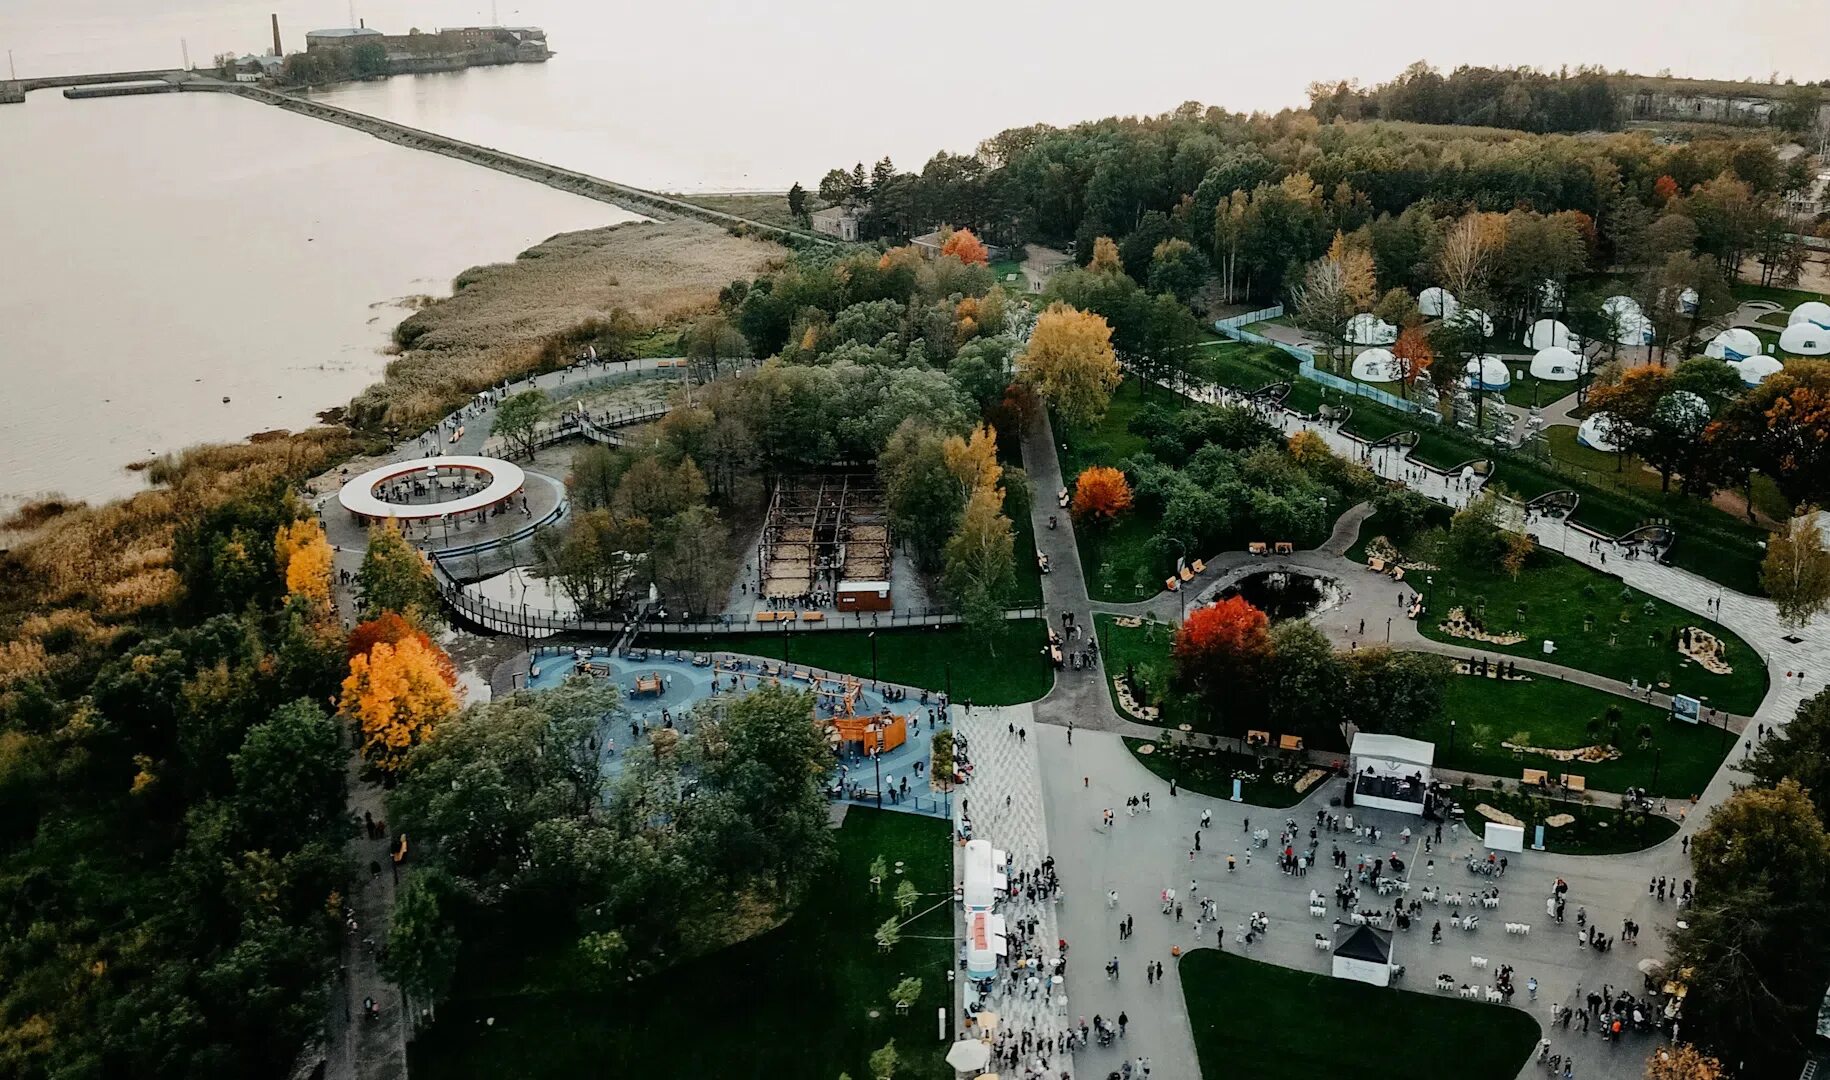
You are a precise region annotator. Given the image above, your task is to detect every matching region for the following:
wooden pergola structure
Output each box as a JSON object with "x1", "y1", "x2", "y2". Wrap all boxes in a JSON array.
[{"x1": 757, "y1": 474, "x2": 891, "y2": 601}]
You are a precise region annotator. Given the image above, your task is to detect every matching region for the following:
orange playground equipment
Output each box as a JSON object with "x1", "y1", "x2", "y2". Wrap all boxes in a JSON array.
[
  {"x1": 814, "y1": 672, "x2": 910, "y2": 753},
  {"x1": 631, "y1": 672, "x2": 664, "y2": 697}
]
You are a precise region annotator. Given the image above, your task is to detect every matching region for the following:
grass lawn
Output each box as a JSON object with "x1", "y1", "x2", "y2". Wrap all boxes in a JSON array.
[
  {"x1": 1427, "y1": 671, "x2": 1732, "y2": 799},
  {"x1": 1732, "y1": 282, "x2": 1828, "y2": 308},
  {"x1": 1409, "y1": 428, "x2": 1494, "y2": 473},
  {"x1": 1412, "y1": 548, "x2": 1768, "y2": 715},
  {"x1": 1340, "y1": 405, "x2": 1420, "y2": 444},
  {"x1": 1451, "y1": 784, "x2": 1679, "y2": 855},
  {"x1": 662, "y1": 620, "x2": 1055, "y2": 705},
  {"x1": 410, "y1": 809, "x2": 953, "y2": 1080},
  {"x1": 1123, "y1": 737, "x2": 1312, "y2": 808},
  {"x1": 1096, "y1": 613, "x2": 1191, "y2": 722},
  {"x1": 1496, "y1": 373, "x2": 1582, "y2": 410},
  {"x1": 989, "y1": 258, "x2": 1025, "y2": 290},
  {"x1": 1187, "y1": 343, "x2": 1301, "y2": 397},
  {"x1": 1182, "y1": 949, "x2": 1540, "y2": 1080},
  {"x1": 1060, "y1": 379, "x2": 1173, "y2": 602}
]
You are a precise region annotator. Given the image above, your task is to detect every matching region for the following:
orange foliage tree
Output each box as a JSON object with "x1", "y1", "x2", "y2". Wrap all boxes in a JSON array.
[
  {"x1": 1392, "y1": 325, "x2": 1434, "y2": 390},
  {"x1": 346, "y1": 611, "x2": 458, "y2": 685},
  {"x1": 339, "y1": 636, "x2": 461, "y2": 775},
  {"x1": 1172, "y1": 596, "x2": 1271, "y2": 708},
  {"x1": 940, "y1": 227, "x2": 990, "y2": 266},
  {"x1": 1653, "y1": 175, "x2": 1681, "y2": 205},
  {"x1": 1645, "y1": 1044, "x2": 1724, "y2": 1080},
  {"x1": 1073, "y1": 466, "x2": 1133, "y2": 524}
]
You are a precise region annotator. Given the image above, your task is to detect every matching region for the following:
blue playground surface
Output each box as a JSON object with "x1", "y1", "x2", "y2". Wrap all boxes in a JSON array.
[{"x1": 526, "y1": 645, "x2": 950, "y2": 818}]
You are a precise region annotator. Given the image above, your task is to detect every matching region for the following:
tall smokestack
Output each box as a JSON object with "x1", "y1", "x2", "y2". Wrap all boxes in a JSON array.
[{"x1": 271, "y1": 13, "x2": 282, "y2": 56}]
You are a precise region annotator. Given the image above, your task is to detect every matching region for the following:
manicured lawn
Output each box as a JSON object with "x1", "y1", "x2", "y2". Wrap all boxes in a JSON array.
[
  {"x1": 410, "y1": 809, "x2": 954, "y2": 1080},
  {"x1": 1451, "y1": 784, "x2": 1679, "y2": 855},
  {"x1": 1495, "y1": 372, "x2": 1582, "y2": 410},
  {"x1": 1096, "y1": 613, "x2": 1194, "y2": 726},
  {"x1": 664, "y1": 620, "x2": 1056, "y2": 705},
  {"x1": 1059, "y1": 377, "x2": 1153, "y2": 482},
  {"x1": 1187, "y1": 342, "x2": 1301, "y2": 397},
  {"x1": 1123, "y1": 737, "x2": 1312, "y2": 808},
  {"x1": 1340, "y1": 405, "x2": 1420, "y2": 444},
  {"x1": 1412, "y1": 548, "x2": 1768, "y2": 715},
  {"x1": 998, "y1": 426, "x2": 1043, "y2": 607},
  {"x1": 1427, "y1": 671, "x2": 1733, "y2": 799},
  {"x1": 1409, "y1": 428, "x2": 1494, "y2": 473},
  {"x1": 1182, "y1": 949, "x2": 1540, "y2": 1080},
  {"x1": 1060, "y1": 379, "x2": 1175, "y2": 602},
  {"x1": 1732, "y1": 282, "x2": 1828, "y2": 308}
]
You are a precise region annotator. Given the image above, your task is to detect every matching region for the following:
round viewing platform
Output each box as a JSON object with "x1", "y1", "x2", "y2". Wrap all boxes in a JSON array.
[{"x1": 336, "y1": 456, "x2": 527, "y2": 524}]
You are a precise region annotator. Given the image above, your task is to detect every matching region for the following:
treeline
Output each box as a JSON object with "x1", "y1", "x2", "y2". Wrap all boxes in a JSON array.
[
  {"x1": 811, "y1": 102, "x2": 1817, "y2": 303},
  {"x1": 280, "y1": 41, "x2": 389, "y2": 84},
  {"x1": 0, "y1": 476, "x2": 354, "y2": 1077},
  {"x1": 1308, "y1": 63, "x2": 1623, "y2": 132}
]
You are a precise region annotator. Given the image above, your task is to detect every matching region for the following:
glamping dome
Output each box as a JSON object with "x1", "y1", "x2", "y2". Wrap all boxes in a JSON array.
[
  {"x1": 1676, "y1": 287, "x2": 1699, "y2": 315},
  {"x1": 1655, "y1": 390, "x2": 1710, "y2": 433},
  {"x1": 1529, "y1": 346, "x2": 1585, "y2": 382},
  {"x1": 1523, "y1": 319, "x2": 1576, "y2": 351},
  {"x1": 1446, "y1": 306, "x2": 1495, "y2": 337},
  {"x1": 1464, "y1": 355, "x2": 1511, "y2": 391},
  {"x1": 1613, "y1": 312, "x2": 1655, "y2": 346},
  {"x1": 1346, "y1": 313, "x2": 1398, "y2": 346},
  {"x1": 1705, "y1": 328, "x2": 1763, "y2": 362},
  {"x1": 1728, "y1": 355, "x2": 1784, "y2": 386},
  {"x1": 1601, "y1": 295, "x2": 1641, "y2": 320},
  {"x1": 1351, "y1": 347, "x2": 1401, "y2": 382},
  {"x1": 1781, "y1": 322, "x2": 1830, "y2": 356},
  {"x1": 1577, "y1": 412, "x2": 1620, "y2": 452},
  {"x1": 1790, "y1": 301, "x2": 1830, "y2": 331},
  {"x1": 1419, "y1": 287, "x2": 1457, "y2": 318}
]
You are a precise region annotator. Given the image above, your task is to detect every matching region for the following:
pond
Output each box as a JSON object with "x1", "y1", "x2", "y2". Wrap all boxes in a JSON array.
[{"x1": 1217, "y1": 571, "x2": 1340, "y2": 621}]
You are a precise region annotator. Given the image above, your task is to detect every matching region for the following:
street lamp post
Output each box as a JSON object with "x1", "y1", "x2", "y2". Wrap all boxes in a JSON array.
[
  {"x1": 1651, "y1": 746, "x2": 1663, "y2": 789},
  {"x1": 1169, "y1": 538, "x2": 1187, "y2": 621},
  {"x1": 870, "y1": 631, "x2": 878, "y2": 682},
  {"x1": 1448, "y1": 718, "x2": 1457, "y2": 757},
  {"x1": 872, "y1": 720, "x2": 884, "y2": 810},
  {"x1": 1386, "y1": 616, "x2": 1392, "y2": 643}
]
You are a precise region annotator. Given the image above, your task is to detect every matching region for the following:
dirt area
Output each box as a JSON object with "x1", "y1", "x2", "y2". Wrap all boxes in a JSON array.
[
  {"x1": 1739, "y1": 249, "x2": 1830, "y2": 295},
  {"x1": 671, "y1": 192, "x2": 803, "y2": 231},
  {"x1": 351, "y1": 220, "x2": 785, "y2": 429},
  {"x1": 547, "y1": 370, "x2": 681, "y2": 414}
]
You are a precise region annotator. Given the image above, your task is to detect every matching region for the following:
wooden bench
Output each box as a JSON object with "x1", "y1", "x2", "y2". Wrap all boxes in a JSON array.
[
  {"x1": 1191, "y1": 559, "x2": 1206, "y2": 574},
  {"x1": 1246, "y1": 729, "x2": 1271, "y2": 748},
  {"x1": 754, "y1": 610, "x2": 779, "y2": 623},
  {"x1": 1248, "y1": 542, "x2": 1269, "y2": 556},
  {"x1": 1368, "y1": 557, "x2": 1387, "y2": 573},
  {"x1": 1561, "y1": 773, "x2": 1587, "y2": 792},
  {"x1": 800, "y1": 610, "x2": 825, "y2": 622},
  {"x1": 1522, "y1": 768, "x2": 1549, "y2": 787},
  {"x1": 1165, "y1": 576, "x2": 1180, "y2": 592},
  {"x1": 1178, "y1": 566, "x2": 1195, "y2": 583},
  {"x1": 1279, "y1": 734, "x2": 1305, "y2": 751},
  {"x1": 1274, "y1": 541, "x2": 1294, "y2": 555}
]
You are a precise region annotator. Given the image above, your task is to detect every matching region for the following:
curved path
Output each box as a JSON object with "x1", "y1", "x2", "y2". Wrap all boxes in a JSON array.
[{"x1": 1017, "y1": 374, "x2": 1810, "y2": 1080}]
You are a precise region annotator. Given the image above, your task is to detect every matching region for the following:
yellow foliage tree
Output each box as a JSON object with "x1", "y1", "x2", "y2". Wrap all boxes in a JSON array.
[
  {"x1": 1645, "y1": 1045, "x2": 1725, "y2": 1080},
  {"x1": 1089, "y1": 235, "x2": 1123, "y2": 273},
  {"x1": 1325, "y1": 231, "x2": 1378, "y2": 311},
  {"x1": 339, "y1": 637, "x2": 460, "y2": 775},
  {"x1": 1016, "y1": 302, "x2": 1121, "y2": 431},
  {"x1": 1286, "y1": 430, "x2": 1332, "y2": 466},
  {"x1": 943, "y1": 424, "x2": 1002, "y2": 502},
  {"x1": 275, "y1": 519, "x2": 334, "y2": 606}
]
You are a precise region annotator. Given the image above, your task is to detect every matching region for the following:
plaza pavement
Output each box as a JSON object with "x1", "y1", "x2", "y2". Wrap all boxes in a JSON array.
[{"x1": 1013, "y1": 371, "x2": 1826, "y2": 1080}]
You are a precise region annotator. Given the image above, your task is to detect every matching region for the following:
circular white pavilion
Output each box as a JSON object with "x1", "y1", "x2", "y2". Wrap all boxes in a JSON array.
[
  {"x1": 337, "y1": 455, "x2": 527, "y2": 525},
  {"x1": 1728, "y1": 355, "x2": 1784, "y2": 386},
  {"x1": 1464, "y1": 356, "x2": 1511, "y2": 391},
  {"x1": 1346, "y1": 313, "x2": 1398, "y2": 345}
]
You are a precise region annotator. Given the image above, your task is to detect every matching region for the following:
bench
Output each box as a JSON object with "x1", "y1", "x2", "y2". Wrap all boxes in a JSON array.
[
  {"x1": 1249, "y1": 542, "x2": 1269, "y2": 556},
  {"x1": 1178, "y1": 566, "x2": 1195, "y2": 583},
  {"x1": 1191, "y1": 559, "x2": 1206, "y2": 574},
  {"x1": 1279, "y1": 734, "x2": 1305, "y2": 752},
  {"x1": 1274, "y1": 541, "x2": 1294, "y2": 555},
  {"x1": 800, "y1": 610, "x2": 825, "y2": 622},
  {"x1": 1561, "y1": 774, "x2": 1587, "y2": 792},
  {"x1": 755, "y1": 610, "x2": 779, "y2": 623},
  {"x1": 1165, "y1": 576, "x2": 1180, "y2": 592},
  {"x1": 1522, "y1": 768, "x2": 1549, "y2": 787}
]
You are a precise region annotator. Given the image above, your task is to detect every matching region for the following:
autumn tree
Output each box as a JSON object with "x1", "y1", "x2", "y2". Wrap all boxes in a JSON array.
[
  {"x1": 942, "y1": 487, "x2": 1017, "y2": 647},
  {"x1": 1172, "y1": 596, "x2": 1271, "y2": 725},
  {"x1": 1073, "y1": 466, "x2": 1133, "y2": 524},
  {"x1": 939, "y1": 227, "x2": 990, "y2": 266},
  {"x1": 275, "y1": 518, "x2": 334, "y2": 607},
  {"x1": 1089, "y1": 235, "x2": 1123, "y2": 273},
  {"x1": 1437, "y1": 211, "x2": 1506, "y2": 303},
  {"x1": 347, "y1": 611, "x2": 453, "y2": 679},
  {"x1": 1392, "y1": 325, "x2": 1434, "y2": 396},
  {"x1": 942, "y1": 423, "x2": 1002, "y2": 504},
  {"x1": 1709, "y1": 361, "x2": 1830, "y2": 509},
  {"x1": 1762, "y1": 510, "x2": 1830, "y2": 630},
  {"x1": 678, "y1": 313, "x2": 749, "y2": 381},
  {"x1": 1016, "y1": 302, "x2": 1121, "y2": 431},
  {"x1": 339, "y1": 636, "x2": 461, "y2": 775},
  {"x1": 359, "y1": 522, "x2": 441, "y2": 625},
  {"x1": 1644, "y1": 1046, "x2": 1725, "y2": 1080}
]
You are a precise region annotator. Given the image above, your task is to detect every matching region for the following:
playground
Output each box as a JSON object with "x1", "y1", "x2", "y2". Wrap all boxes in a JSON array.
[{"x1": 526, "y1": 645, "x2": 950, "y2": 818}]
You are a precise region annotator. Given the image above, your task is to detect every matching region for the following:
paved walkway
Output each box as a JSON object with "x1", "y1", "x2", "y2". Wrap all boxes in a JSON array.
[{"x1": 1013, "y1": 370, "x2": 1817, "y2": 1080}]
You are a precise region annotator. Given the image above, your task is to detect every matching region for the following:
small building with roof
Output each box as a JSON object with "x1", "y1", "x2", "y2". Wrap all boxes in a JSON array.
[
  {"x1": 305, "y1": 26, "x2": 384, "y2": 49},
  {"x1": 1349, "y1": 732, "x2": 1434, "y2": 816}
]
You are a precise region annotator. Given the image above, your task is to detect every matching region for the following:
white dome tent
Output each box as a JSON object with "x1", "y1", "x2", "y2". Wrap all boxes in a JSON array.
[
  {"x1": 1464, "y1": 355, "x2": 1511, "y2": 391},
  {"x1": 1601, "y1": 295, "x2": 1641, "y2": 320},
  {"x1": 1523, "y1": 318, "x2": 1576, "y2": 351},
  {"x1": 1790, "y1": 301, "x2": 1830, "y2": 331},
  {"x1": 1351, "y1": 347, "x2": 1401, "y2": 382},
  {"x1": 1705, "y1": 328, "x2": 1763, "y2": 362},
  {"x1": 1613, "y1": 312, "x2": 1656, "y2": 346},
  {"x1": 1577, "y1": 412, "x2": 1620, "y2": 452},
  {"x1": 1346, "y1": 313, "x2": 1398, "y2": 345},
  {"x1": 1655, "y1": 391, "x2": 1710, "y2": 434},
  {"x1": 1781, "y1": 322, "x2": 1830, "y2": 356},
  {"x1": 1446, "y1": 306, "x2": 1495, "y2": 337},
  {"x1": 1676, "y1": 287, "x2": 1699, "y2": 315},
  {"x1": 1419, "y1": 287, "x2": 1457, "y2": 318},
  {"x1": 1728, "y1": 355, "x2": 1784, "y2": 385},
  {"x1": 1529, "y1": 346, "x2": 1585, "y2": 382}
]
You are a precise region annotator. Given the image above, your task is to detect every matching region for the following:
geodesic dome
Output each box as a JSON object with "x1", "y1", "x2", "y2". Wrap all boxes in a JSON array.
[
  {"x1": 1601, "y1": 295, "x2": 1641, "y2": 320},
  {"x1": 1346, "y1": 312, "x2": 1398, "y2": 346},
  {"x1": 1676, "y1": 287, "x2": 1699, "y2": 315},
  {"x1": 1419, "y1": 287, "x2": 1457, "y2": 318},
  {"x1": 1705, "y1": 328, "x2": 1763, "y2": 362},
  {"x1": 1781, "y1": 322, "x2": 1830, "y2": 356},
  {"x1": 1523, "y1": 318, "x2": 1576, "y2": 351},
  {"x1": 1529, "y1": 346, "x2": 1585, "y2": 382},
  {"x1": 1728, "y1": 355, "x2": 1784, "y2": 386},
  {"x1": 1613, "y1": 312, "x2": 1655, "y2": 346},
  {"x1": 1655, "y1": 390, "x2": 1710, "y2": 431},
  {"x1": 1790, "y1": 301, "x2": 1830, "y2": 331},
  {"x1": 1446, "y1": 306, "x2": 1495, "y2": 337},
  {"x1": 1351, "y1": 347, "x2": 1401, "y2": 382},
  {"x1": 1577, "y1": 412, "x2": 1620, "y2": 452},
  {"x1": 1464, "y1": 355, "x2": 1511, "y2": 391}
]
